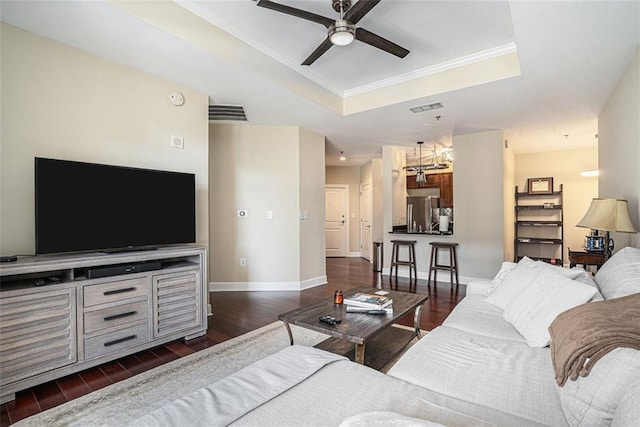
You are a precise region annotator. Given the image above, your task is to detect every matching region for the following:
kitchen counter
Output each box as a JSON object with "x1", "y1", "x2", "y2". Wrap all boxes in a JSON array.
[{"x1": 389, "y1": 231, "x2": 453, "y2": 235}]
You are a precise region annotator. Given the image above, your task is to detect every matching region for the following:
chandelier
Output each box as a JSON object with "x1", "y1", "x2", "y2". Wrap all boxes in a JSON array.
[{"x1": 403, "y1": 141, "x2": 452, "y2": 185}]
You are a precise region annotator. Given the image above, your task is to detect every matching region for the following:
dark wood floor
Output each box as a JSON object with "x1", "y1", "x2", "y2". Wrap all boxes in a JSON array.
[{"x1": 0, "y1": 257, "x2": 465, "y2": 425}]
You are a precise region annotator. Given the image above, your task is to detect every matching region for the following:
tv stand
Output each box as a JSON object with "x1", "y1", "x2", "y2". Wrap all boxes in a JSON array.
[
  {"x1": 102, "y1": 246, "x2": 158, "y2": 254},
  {"x1": 0, "y1": 245, "x2": 207, "y2": 404}
]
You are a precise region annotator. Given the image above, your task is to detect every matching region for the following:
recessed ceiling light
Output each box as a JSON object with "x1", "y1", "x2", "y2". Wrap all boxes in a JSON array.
[{"x1": 410, "y1": 102, "x2": 444, "y2": 113}]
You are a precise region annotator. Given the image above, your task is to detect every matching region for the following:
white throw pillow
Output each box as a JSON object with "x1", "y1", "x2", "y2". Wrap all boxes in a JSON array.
[
  {"x1": 484, "y1": 256, "x2": 588, "y2": 310},
  {"x1": 483, "y1": 261, "x2": 517, "y2": 297},
  {"x1": 594, "y1": 247, "x2": 640, "y2": 299},
  {"x1": 503, "y1": 268, "x2": 597, "y2": 347},
  {"x1": 557, "y1": 348, "x2": 640, "y2": 426},
  {"x1": 484, "y1": 260, "x2": 545, "y2": 309}
]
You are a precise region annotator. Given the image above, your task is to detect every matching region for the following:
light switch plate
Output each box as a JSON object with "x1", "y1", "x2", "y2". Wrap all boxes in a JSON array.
[{"x1": 171, "y1": 136, "x2": 184, "y2": 149}]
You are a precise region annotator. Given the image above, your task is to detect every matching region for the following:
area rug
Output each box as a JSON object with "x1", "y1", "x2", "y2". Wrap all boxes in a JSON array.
[{"x1": 16, "y1": 322, "x2": 422, "y2": 426}]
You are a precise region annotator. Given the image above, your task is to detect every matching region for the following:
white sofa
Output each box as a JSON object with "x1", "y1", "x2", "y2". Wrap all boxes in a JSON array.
[{"x1": 132, "y1": 247, "x2": 640, "y2": 426}]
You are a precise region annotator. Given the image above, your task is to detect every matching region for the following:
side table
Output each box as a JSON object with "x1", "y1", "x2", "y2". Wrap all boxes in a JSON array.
[{"x1": 568, "y1": 248, "x2": 606, "y2": 272}]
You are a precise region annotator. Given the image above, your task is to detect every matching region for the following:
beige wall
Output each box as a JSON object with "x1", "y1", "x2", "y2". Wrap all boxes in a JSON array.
[
  {"x1": 515, "y1": 147, "x2": 599, "y2": 261},
  {"x1": 598, "y1": 47, "x2": 640, "y2": 249},
  {"x1": 325, "y1": 166, "x2": 360, "y2": 255},
  {"x1": 503, "y1": 144, "x2": 516, "y2": 260},
  {"x1": 209, "y1": 124, "x2": 326, "y2": 290},
  {"x1": 0, "y1": 24, "x2": 209, "y2": 255},
  {"x1": 298, "y1": 128, "x2": 326, "y2": 280},
  {"x1": 452, "y1": 130, "x2": 506, "y2": 278},
  {"x1": 361, "y1": 159, "x2": 384, "y2": 242}
]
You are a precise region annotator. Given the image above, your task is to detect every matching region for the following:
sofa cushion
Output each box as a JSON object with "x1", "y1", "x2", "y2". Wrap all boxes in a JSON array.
[
  {"x1": 484, "y1": 258, "x2": 585, "y2": 310},
  {"x1": 611, "y1": 371, "x2": 640, "y2": 427},
  {"x1": 594, "y1": 246, "x2": 640, "y2": 299},
  {"x1": 556, "y1": 348, "x2": 640, "y2": 426},
  {"x1": 502, "y1": 268, "x2": 597, "y2": 347},
  {"x1": 387, "y1": 326, "x2": 568, "y2": 426},
  {"x1": 442, "y1": 295, "x2": 526, "y2": 342}
]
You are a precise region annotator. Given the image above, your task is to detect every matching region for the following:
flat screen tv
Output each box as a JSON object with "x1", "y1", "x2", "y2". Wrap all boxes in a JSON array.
[{"x1": 35, "y1": 157, "x2": 196, "y2": 255}]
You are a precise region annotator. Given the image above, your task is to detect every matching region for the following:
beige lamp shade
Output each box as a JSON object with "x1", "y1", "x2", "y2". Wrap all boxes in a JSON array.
[{"x1": 576, "y1": 198, "x2": 637, "y2": 233}]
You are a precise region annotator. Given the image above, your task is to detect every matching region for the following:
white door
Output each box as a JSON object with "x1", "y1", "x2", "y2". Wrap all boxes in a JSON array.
[
  {"x1": 360, "y1": 182, "x2": 372, "y2": 261},
  {"x1": 325, "y1": 185, "x2": 348, "y2": 257}
]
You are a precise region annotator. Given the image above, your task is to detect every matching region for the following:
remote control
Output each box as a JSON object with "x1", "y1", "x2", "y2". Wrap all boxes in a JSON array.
[{"x1": 319, "y1": 315, "x2": 341, "y2": 325}]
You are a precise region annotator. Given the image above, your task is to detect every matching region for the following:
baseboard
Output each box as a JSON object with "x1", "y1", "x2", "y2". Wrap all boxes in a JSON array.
[
  {"x1": 380, "y1": 267, "x2": 480, "y2": 285},
  {"x1": 209, "y1": 275, "x2": 328, "y2": 292},
  {"x1": 348, "y1": 251, "x2": 362, "y2": 258}
]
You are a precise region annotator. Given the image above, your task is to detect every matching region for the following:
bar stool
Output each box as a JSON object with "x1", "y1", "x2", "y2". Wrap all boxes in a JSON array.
[
  {"x1": 427, "y1": 242, "x2": 459, "y2": 289},
  {"x1": 389, "y1": 240, "x2": 417, "y2": 283}
]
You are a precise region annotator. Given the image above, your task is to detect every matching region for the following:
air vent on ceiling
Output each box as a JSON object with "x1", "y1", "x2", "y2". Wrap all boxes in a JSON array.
[
  {"x1": 410, "y1": 102, "x2": 443, "y2": 113},
  {"x1": 208, "y1": 105, "x2": 247, "y2": 121}
]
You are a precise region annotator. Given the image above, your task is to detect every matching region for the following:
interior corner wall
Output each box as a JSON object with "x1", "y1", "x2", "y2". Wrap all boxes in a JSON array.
[
  {"x1": 503, "y1": 144, "x2": 516, "y2": 261},
  {"x1": 325, "y1": 166, "x2": 361, "y2": 255},
  {"x1": 0, "y1": 24, "x2": 209, "y2": 255},
  {"x1": 515, "y1": 147, "x2": 599, "y2": 259},
  {"x1": 453, "y1": 130, "x2": 506, "y2": 278},
  {"x1": 371, "y1": 159, "x2": 384, "y2": 242},
  {"x1": 209, "y1": 124, "x2": 324, "y2": 291},
  {"x1": 298, "y1": 128, "x2": 326, "y2": 284},
  {"x1": 381, "y1": 146, "x2": 408, "y2": 269},
  {"x1": 598, "y1": 47, "x2": 640, "y2": 249},
  {"x1": 361, "y1": 159, "x2": 384, "y2": 242}
]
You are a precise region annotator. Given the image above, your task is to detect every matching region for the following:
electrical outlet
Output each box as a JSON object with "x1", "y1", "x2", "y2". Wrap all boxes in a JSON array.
[
  {"x1": 240, "y1": 258, "x2": 246, "y2": 267},
  {"x1": 267, "y1": 210, "x2": 273, "y2": 219}
]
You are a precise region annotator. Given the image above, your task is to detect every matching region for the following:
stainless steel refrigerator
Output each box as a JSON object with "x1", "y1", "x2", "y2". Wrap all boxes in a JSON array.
[{"x1": 407, "y1": 196, "x2": 440, "y2": 233}]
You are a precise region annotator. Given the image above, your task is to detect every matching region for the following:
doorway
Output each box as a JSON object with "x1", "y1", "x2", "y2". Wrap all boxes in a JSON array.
[{"x1": 325, "y1": 185, "x2": 349, "y2": 257}]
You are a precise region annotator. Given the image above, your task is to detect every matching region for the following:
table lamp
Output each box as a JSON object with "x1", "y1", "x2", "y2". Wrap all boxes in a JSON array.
[{"x1": 576, "y1": 198, "x2": 636, "y2": 259}]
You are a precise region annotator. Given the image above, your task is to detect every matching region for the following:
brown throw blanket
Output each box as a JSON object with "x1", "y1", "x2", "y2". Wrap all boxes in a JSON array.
[{"x1": 549, "y1": 293, "x2": 640, "y2": 386}]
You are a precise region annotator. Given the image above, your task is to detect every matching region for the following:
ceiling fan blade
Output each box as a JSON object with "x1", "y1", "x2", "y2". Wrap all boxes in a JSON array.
[
  {"x1": 344, "y1": 0, "x2": 381, "y2": 24},
  {"x1": 302, "y1": 38, "x2": 334, "y2": 66},
  {"x1": 355, "y1": 27, "x2": 409, "y2": 58},
  {"x1": 256, "y1": 0, "x2": 334, "y2": 28}
]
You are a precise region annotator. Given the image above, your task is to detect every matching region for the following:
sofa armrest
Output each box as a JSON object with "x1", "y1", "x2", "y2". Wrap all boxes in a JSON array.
[{"x1": 466, "y1": 279, "x2": 493, "y2": 296}]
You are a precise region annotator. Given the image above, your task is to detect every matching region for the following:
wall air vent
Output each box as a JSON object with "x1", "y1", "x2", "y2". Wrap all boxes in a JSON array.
[
  {"x1": 208, "y1": 105, "x2": 247, "y2": 121},
  {"x1": 410, "y1": 102, "x2": 443, "y2": 113}
]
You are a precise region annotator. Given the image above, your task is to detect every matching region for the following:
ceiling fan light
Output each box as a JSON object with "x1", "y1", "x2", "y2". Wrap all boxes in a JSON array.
[{"x1": 329, "y1": 20, "x2": 355, "y2": 46}]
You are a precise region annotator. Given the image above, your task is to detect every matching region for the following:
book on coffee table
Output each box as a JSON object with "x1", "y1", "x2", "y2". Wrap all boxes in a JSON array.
[
  {"x1": 345, "y1": 305, "x2": 393, "y2": 314},
  {"x1": 343, "y1": 292, "x2": 393, "y2": 309}
]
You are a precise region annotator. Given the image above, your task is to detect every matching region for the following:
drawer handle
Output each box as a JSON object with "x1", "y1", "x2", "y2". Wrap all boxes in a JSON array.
[
  {"x1": 104, "y1": 335, "x2": 137, "y2": 347},
  {"x1": 103, "y1": 287, "x2": 136, "y2": 296},
  {"x1": 103, "y1": 311, "x2": 137, "y2": 322}
]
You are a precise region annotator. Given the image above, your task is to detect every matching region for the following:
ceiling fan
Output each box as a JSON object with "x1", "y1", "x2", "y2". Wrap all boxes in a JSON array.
[{"x1": 256, "y1": 0, "x2": 410, "y2": 66}]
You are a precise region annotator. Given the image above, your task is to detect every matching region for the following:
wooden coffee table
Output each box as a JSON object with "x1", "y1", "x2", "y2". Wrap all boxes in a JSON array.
[{"x1": 278, "y1": 287, "x2": 428, "y2": 370}]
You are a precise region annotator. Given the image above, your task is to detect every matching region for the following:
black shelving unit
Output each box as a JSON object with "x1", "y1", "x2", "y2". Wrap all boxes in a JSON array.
[{"x1": 514, "y1": 184, "x2": 564, "y2": 265}]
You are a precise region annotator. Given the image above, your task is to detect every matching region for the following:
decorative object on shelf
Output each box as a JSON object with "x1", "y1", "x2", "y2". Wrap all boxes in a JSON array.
[
  {"x1": 339, "y1": 151, "x2": 346, "y2": 161},
  {"x1": 576, "y1": 198, "x2": 637, "y2": 260},
  {"x1": 527, "y1": 177, "x2": 554, "y2": 195}
]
